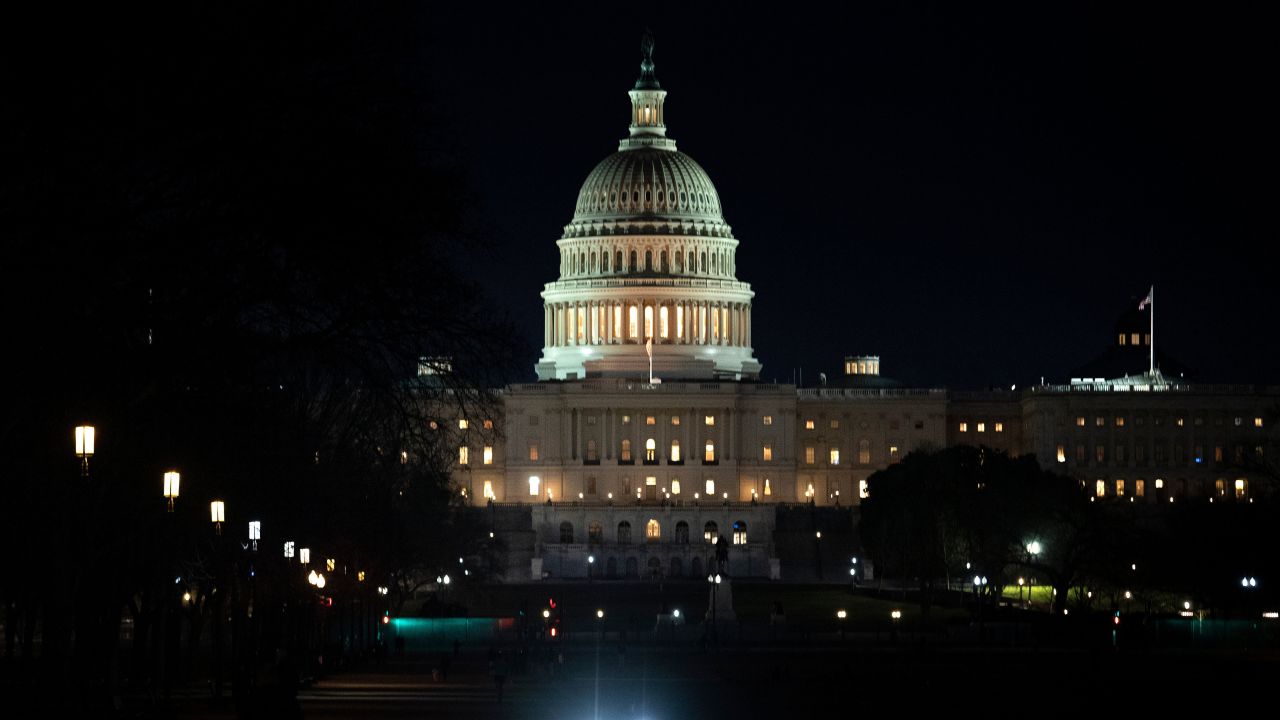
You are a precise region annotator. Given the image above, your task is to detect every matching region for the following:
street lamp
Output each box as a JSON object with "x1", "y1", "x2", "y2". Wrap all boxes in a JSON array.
[
  {"x1": 210, "y1": 500, "x2": 225, "y2": 535},
  {"x1": 75, "y1": 425, "x2": 96, "y2": 476},
  {"x1": 163, "y1": 471, "x2": 180, "y2": 512}
]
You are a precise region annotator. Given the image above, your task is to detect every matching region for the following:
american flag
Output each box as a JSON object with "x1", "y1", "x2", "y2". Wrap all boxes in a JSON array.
[{"x1": 1138, "y1": 287, "x2": 1152, "y2": 310}]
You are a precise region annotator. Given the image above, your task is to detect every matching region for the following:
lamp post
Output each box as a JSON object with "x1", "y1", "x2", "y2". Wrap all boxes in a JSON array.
[
  {"x1": 1025, "y1": 541, "x2": 1042, "y2": 609},
  {"x1": 163, "y1": 471, "x2": 180, "y2": 512},
  {"x1": 210, "y1": 500, "x2": 225, "y2": 536},
  {"x1": 75, "y1": 425, "x2": 95, "y2": 476}
]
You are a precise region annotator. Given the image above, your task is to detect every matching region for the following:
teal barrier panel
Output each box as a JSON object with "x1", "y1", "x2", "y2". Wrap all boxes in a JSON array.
[{"x1": 389, "y1": 617, "x2": 516, "y2": 653}]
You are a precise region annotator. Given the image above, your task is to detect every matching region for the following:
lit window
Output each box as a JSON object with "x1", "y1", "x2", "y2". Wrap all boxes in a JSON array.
[
  {"x1": 620, "y1": 439, "x2": 632, "y2": 462},
  {"x1": 1155, "y1": 478, "x2": 1164, "y2": 489},
  {"x1": 858, "y1": 440, "x2": 871, "y2": 465},
  {"x1": 805, "y1": 420, "x2": 815, "y2": 430},
  {"x1": 483, "y1": 446, "x2": 493, "y2": 465},
  {"x1": 1135, "y1": 479, "x2": 1145, "y2": 497},
  {"x1": 1076, "y1": 416, "x2": 1086, "y2": 427},
  {"x1": 859, "y1": 480, "x2": 869, "y2": 499},
  {"x1": 586, "y1": 439, "x2": 598, "y2": 462},
  {"x1": 646, "y1": 476, "x2": 657, "y2": 487},
  {"x1": 732, "y1": 520, "x2": 748, "y2": 545},
  {"x1": 1115, "y1": 479, "x2": 1125, "y2": 497},
  {"x1": 646, "y1": 416, "x2": 656, "y2": 425},
  {"x1": 704, "y1": 521, "x2": 718, "y2": 543},
  {"x1": 1214, "y1": 446, "x2": 1223, "y2": 463},
  {"x1": 459, "y1": 446, "x2": 469, "y2": 465},
  {"x1": 995, "y1": 423, "x2": 1004, "y2": 433},
  {"x1": 1056, "y1": 445, "x2": 1066, "y2": 463},
  {"x1": 1115, "y1": 417, "x2": 1125, "y2": 428},
  {"x1": 671, "y1": 479, "x2": 681, "y2": 494},
  {"x1": 764, "y1": 478, "x2": 772, "y2": 496},
  {"x1": 646, "y1": 519, "x2": 661, "y2": 541},
  {"x1": 1176, "y1": 417, "x2": 1184, "y2": 427},
  {"x1": 977, "y1": 422, "x2": 986, "y2": 433},
  {"x1": 1235, "y1": 479, "x2": 1247, "y2": 499},
  {"x1": 671, "y1": 415, "x2": 680, "y2": 426},
  {"x1": 705, "y1": 479, "x2": 715, "y2": 496},
  {"x1": 645, "y1": 438, "x2": 657, "y2": 462},
  {"x1": 959, "y1": 422, "x2": 968, "y2": 433},
  {"x1": 704, "y1": 441, "x2": 716, "y2": 463},
  {"x1": 1095, "y1": 480, "x2": 1105, "y2": 497},
  {"x1": 459, "y1": 419, "x2": 469, "y2": 430},
  {"x1": 671, "y1": 440, "x2": 681, "y2": 462},
  {"x1": 483, "y1": 480, "x2": 495, "y2": 499},
  {"x1": 830, "y1": 420, "x2": 840, "y2": 429},
  {"x1": 889, "y1": 445, "x2": 900, "y2": 462},
  {"x1": 1215, "y1": 478, "x2": 1226, "y2": 496},
  {"x1": 622, "y1": 415, "x2": 631, "y2": 424},
  {"x1": 762, "y1": 415, "x2": 773, "y2": 426},
  {"x1": 1096, "y1": 417, "x2": 1105, "y2": 428},
  {"x1": 1234, "y1": 417, "x2": 1243, "y2": 427},
  {"x1": 1256, "y1": 417, "x2": 1264, "y2": 428},
  {"x1": 483, "y1": 419, "x2": 494, "y2": 430},
  {"x1": 1130, "y1": 333, "x2": 1140, "y2": 346},
  {"x1": 705, "y1": 415, "x2": 715, "y2": 426},
  {"x1": 805, "y1": 446, "x2": 815, "y2": 464},
  {"x1": 628, "y1": 305, "x2": 639, "y2": 339},
  {"x1": 528, "y1": 476, "x2": 540, "y2": 496},
  {"x1": 762, "y1": 444, "x2": 773, "y2": 462},
  {"x1": 829, "y1": 448, "x2": 841, "y2": 465},
  {"x1": 529, "y1": 444, "x2": 539, "y2": 461},
  {"x1": 1118, "y1": 333, "x2": 1127, "y2": 346}
]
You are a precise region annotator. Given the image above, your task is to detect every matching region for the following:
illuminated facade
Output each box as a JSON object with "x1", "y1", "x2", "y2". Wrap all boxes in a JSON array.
[{"x1": 445, "y1": 41, "x2": 1278, "y2": 582}]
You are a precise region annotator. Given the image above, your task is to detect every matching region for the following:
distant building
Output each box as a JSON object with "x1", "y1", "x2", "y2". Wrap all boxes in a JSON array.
[{"x1": 440, "y1": 41, "x2": 1278, "y2": 582}]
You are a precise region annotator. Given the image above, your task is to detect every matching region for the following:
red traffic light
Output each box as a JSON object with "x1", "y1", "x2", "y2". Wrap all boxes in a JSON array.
[{"x1": 549, "y1": 598, "x2": 557, "y2": 609}]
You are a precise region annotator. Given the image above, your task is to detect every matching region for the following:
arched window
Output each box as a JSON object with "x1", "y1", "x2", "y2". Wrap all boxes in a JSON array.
[
  {"x1": 560, "y1": 521, "x2": 574, "y2": 544},
  {"x1": 625, "y1": 557, "x2": 639, "y2": 578},
  {"x1": 700, "y1": 251, "x2": 707, "y2": 273},
  {"x1": 529, "y1": 475, "x2": 540, "y2": 496},
  {"x1": 858, "y1": 439, "x2": 871, "y2": 465},
  {"x1": 704, "y1": 521, "x2": 718, "y2": 544},
  {"x1": 670, "y1": 440, "x2": 681, "y2": 463},
  {"x1": 602, "y1": 251, "x2": 610, "y2": 272},
  {"x1": 645, "y1": 438, "x2": 657, "y2": 463},
  {"x1": 628, "y1": 304, "x2": 639, "y2": 339},
  {"x1": 647, "y1": 556, "x2": 661, "y2": 577},
  {"x1": 688, "y1": 251, "x2": 696, "y2": 274},
  {"x1": 615, "y1": 250, "x2": 623, "y2": 273},
  {"x1": 629, "y1": 250, "x2": 637, "y2": 272},
  {"x1": 675, "y1": 521, "x2": 689, "y2": 544},
  {"x1": 589, "y1": 521, "x2": 602, "y2": 544},
  {"x1": 659, "y1": 305, "x2": 669, "y2": 339},
  {"x1": 586, "y1": 476, "x2": 597, "y2": 495},
  {"x1": 645, "y1": 250, "x2": 652, "y2": 271},
  {"x1": 590, "y1": 251, "x2": 597, "y2": 273},
  {"x1": 660, "y1": 251, "x2": 669, "y2": 273},
  {"x1": 646, "y1": 519, "x2": 661, "y2": 542},
  {"x1": 670, "y1": 556, "x2": 683, "y2": 577},
  {"x1": 644, "y1": 305, "x2": 654, "y2": 339},
  {"x1": 617, "y1": 521, "x2": 632, "y2": 544},
  {"x1": 732, "y1": 520, "x2": 748, "y2": 545}
]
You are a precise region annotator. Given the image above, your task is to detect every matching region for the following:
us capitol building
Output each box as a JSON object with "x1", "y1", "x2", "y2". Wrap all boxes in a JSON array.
[{"x1": 443, "y1": 42, "x2": 1278, "y2": 583}]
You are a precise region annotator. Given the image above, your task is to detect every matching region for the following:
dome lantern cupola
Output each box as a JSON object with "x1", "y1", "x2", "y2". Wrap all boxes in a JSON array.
[{"x1": 622, "y1": 30, "x2": 674, "y2": 151}]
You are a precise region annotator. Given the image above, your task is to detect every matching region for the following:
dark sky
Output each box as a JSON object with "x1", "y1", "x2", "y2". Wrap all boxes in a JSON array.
[
  {"x1": 417, "y1": 3, "x2": 1277, "y2": 387},
  {"x1": 6, "y1": 3, "x2": 1275, "y2": 389}
]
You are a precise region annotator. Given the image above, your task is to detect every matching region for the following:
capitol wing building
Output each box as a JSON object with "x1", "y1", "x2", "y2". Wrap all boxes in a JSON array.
[{"x1": 446, "y1": 45, "x2": 1278, "y2": 583}]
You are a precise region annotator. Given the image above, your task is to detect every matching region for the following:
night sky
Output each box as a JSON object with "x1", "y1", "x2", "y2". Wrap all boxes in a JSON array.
[
  {"x1": 419, "y1": 3, "x2": 1277, "y2": 387},
  {"x1": 8, "y1": 3, "x2": 1277, "y2": 388}
]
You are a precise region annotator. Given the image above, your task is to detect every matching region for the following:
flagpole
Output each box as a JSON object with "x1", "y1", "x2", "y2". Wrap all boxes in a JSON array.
[{"x1": 1149, "y1": 285, "x2": 1154, "y2": 376}]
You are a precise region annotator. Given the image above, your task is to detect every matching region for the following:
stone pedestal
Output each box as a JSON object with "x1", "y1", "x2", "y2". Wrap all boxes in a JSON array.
[{"x1": 705, "y1": 577, "x2": 737, "y2": 624}]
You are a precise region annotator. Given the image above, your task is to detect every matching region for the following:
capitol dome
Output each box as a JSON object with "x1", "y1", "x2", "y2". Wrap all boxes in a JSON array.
[
  {"x1": 535, "y1": 35, "x2": 761, "y2": 382},
  {"x1": 566, "y1": 148, "x2": 729, "y2": 237}
]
